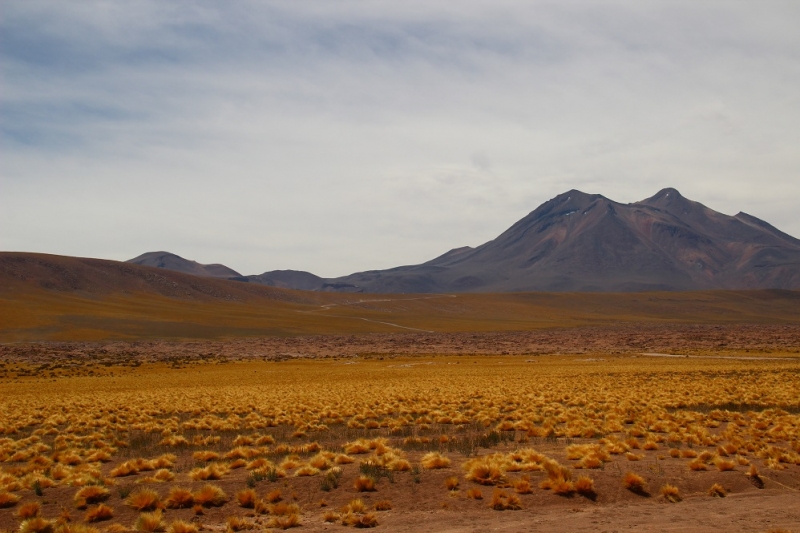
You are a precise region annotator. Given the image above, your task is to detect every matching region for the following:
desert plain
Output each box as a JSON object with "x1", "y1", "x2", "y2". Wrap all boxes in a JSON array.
[{"x1": 1, "y1": 255, "x2": 799, "y2": 532}]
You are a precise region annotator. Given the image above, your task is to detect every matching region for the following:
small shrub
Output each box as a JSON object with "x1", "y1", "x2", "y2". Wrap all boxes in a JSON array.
[
  {"x1": 708, "y1": 483, "x2": 726, "y2": 497},
  {"x1": 623, "y1": 472, "x2": 647, "y2": 494},
  {"x1": 420, "y1": 452, "x2": 450, "y2": 470},
  {"x1": 489, "y1": 489, "x2": 521, "y2": 511},
  {"x1": 466, "y1": 488, "x2": 483, "y2": 500},
  {"x1": 74, "y1": 486, "x2": 110, "y2": 509},
  {"x1": 17, "y1": 502, "x2": 42, "y2": 520},
  {"x1": 236, "y1": 489, "x2": 257, "y2": 509},
  {"x1": 19, "y1": 518, "x2": 54, "y2": 533},
  {"x1": 574, "y1": 476, "x2": 595, "y2": 498},
  {"x1": 265, "y1": 489, "x2": 283, "y2": 503},
  {"x1": 135, "y1": 510, "x2": 165, "y2": 533},
  {"x1": 126, "y1": 489, "x2": 161, "y2": 512},
  {"x1": 660, "y1": 484, "x2": 681, "y2": 503},
  {"x1": 84, "y1": 504, "x2": 114, "y2": 523},
  {"x1": 374, "y1": 500, "x2": 391, "y2": 511},
  {"x1": 444, "y1": 477, "x2": 459, "y2": 491},
  {"x1": 167, "y1": 520, "x2": 198, "y2": 533},
  {"x1": 193, "y1": 484, "x2": 227, "y2": 507},
  {"x1": 353, "y1": 476, "x2": 376, "y2": 492},
  {"x1": 0, "y1": 490, "x2": 20, "y2": 508},
  {"x1": 165, "y1": 488, "x2": 194, "y2": 509}
]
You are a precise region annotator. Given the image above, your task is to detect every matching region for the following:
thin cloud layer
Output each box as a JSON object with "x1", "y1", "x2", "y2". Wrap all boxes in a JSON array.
[{"x1": 2, "y1": 1, "x2": 799, "y2": 276}]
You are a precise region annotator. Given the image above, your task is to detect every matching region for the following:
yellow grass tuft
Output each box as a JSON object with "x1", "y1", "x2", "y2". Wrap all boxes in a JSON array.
[
  {"x1": 488, "y1": 489, "x2": 521, "y2": 511},
  {"x1": 17, "y1": 502, "x2": 42, "y2": 520},
  {"x1": 708, "y1": 483, "x2": 726, "y2": 497},
  {"x1": 466, "y1": 487, "x2": 483, "y2": 500},
  {"x1": 623, "y1": 472, "x2": 647, "y2": 494},
  {"x1": 341, "y1": 512, "x2": 378, "y2": 528},
  {"x1": 19, "y1": 518, "x2": 54, "y2": 533},
  {"x1": 84, "y1": 504, "x2": 114, "y2": 523},
  {"x1": 74, "y1": 486, "x2": 109, "y2": 509},
  {"x1": 236, "y1": 489, "x2": 257, "y2": 509},
  {"x1": 574, "y1": 476, "x2": 595, "y2": 498},
  {"x1": 714, "y1": 457, "x2": 736, "y2": 471},
  {"x1": 353, "y1": 476, "x2": 376, "y2": 492},
  {"x1": 134, "y1": 510, "x2": 165, "y2": 533},
  {"x1": 164, "y1": 488, "x2": 193, "y2": 509},
  {"x1": 688, "y1": 458, "x2": 708, "y2": 471},
  {"x1": 421, "y1": 452, "x2": 451, "y2": 469},
  {"x1": 265, "y1": 489, "x2": 283, "y2": 503},
  {"x1": 374, "y1": 500, "x2": 392, "y2": 511},
  {"x1": 444, "y1": 477, "x2": 459, "y2": 491},
  {"x1": 192, "y1": 484, "x2": 227, "y2": 507},
  {"x1": 660, "y1": 484, "x2": 681, "y2": 503},
  {"x1": 166, "y1": 521, "x2": 198, "y2": 533},
  {"x1": 126, "y1": 489, "x2": 161, "y2": 512},
  {"x1": 0, "y1": 490, "x2": 21, "y2": 508},
  {"x1": 226, "y1": 516, "x2": 254, "y2": 532}
]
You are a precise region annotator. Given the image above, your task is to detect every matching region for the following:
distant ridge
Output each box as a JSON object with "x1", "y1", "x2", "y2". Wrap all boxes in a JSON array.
[
  {"x1": 125, "y1": 188, "x2": 800, "y2": 293},
  {"x1": 317, "y1": 188, "x2": 800, "y2": 292},
  {"x1": 127, "y1": 251, "x2": 241, "y2": 279}
]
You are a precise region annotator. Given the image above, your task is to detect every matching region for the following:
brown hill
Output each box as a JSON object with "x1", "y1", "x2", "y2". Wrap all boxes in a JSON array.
[
  {"x1": 127, "y1": 251, "x2": 241, "y2": 278},
  {"x1": 324, "y1": 188, "x2": 800, "y2": 292},
  {"x1": 2, "y1": 252, "x2": 800, "y2": 342}
]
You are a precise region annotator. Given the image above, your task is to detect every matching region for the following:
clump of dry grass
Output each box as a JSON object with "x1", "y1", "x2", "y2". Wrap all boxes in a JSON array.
[
  {"x1": 512, "y1": 477, "x2": 532, "y2": 494},
  {"x1": 488, "y1": 489, "x2": 521, "y2": 511},
  {"x1": 135, "y1": 510, "x2": 165, "y2": 533},
  {"x1": 623, "y1": 472, "x2": 647, "y2": 494},
  {"x1": 166, "y1": 520, "x2": 198, "y2": 533},
  {"x1": 189, "y1": 463, "x2": 228, "y2": 481},
  {"x1": 341, "y1": 513, "x2": 377, "y2": 528},
  {"x1": 708, "y1": 483, "x2": 726, "y2": 497},
  {"x1": 55, "y1": 523, "x2": 100, "y2": 533},
  {"x1": 19, "y1": 517, "x2": 54, "y2": 533},
  {"x1": 84, "y1": 504, "x2": 114, "y2": 523},
  {"x1": 374, "y1": 500, "x2": 392, "y2": 511},
  {"x1": 236, "y1": 489, "x2": 257, "y2": 509},
  {"x1": 226, "y1": 516, "x2": 254, "y2": 532},
  {"x1": 688, "y1": 459, "x2": 708, "y2": 471},
  {"x1": 574, "y1": 476, "x2": 596, "y2": 498},
  {"x1": 266, "y1": 503, "x2": 301, "y2": 530},
  {"x1": 193, "y1": 484, "x2": 227, "y2": 507},
  {"x1": 17, "y1": 501, "x2": 42, "y2": 519},
  {"x1": 164, "y1": 488, "x2": 194, "y2": 509},
  {"x1": 323, "y1": 510, "x2": 339, "y2": 523},
  {"x1": 0, "y1": 490, "x2": 21, "y2": 508},
  {"x1": 74, "y1": 486, "x2": 110, "y2": 509},
  {"x1": 126, "y1": 489, "x2": 161, "y2": 512},
  {"x1": 466, "y1": 488, "x2": 483, "y2": 500},
  {"x1": 714, "y1": 457, "x2": 736, "y2": 471},
  {"x1": 265, "y1": 489, "x2": 283, "y2": 503},
  {"x1": 660, "y1": 484, "x2": 681, "y2": 503},
  {"x1": 444, "y1": 477, "x2": 459, "y2": 491},
  {"x1": 353, "y1": 476, "x2": 376, "y2": 492},
  {"x1": 421, "y1": 452, "x2": 450, "y2": 469}
]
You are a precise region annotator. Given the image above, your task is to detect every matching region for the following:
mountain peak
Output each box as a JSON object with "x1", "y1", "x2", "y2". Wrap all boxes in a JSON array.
[{"x1": 127, "y1": 251, "x2": 241, "y2": 278}]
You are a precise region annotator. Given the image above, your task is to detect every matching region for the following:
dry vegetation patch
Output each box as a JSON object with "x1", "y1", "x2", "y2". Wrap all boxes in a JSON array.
[{"x1": 0, "y1": 353, "x2": 798, "y2": 531}]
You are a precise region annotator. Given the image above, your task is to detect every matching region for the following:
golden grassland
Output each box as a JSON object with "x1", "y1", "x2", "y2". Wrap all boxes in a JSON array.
[
  {"x1": 1, "y1": 355, "x2": 799, "y2": 531},
  {"x1": 2, "y1": 283, "x2": 800, "y2": 341}
]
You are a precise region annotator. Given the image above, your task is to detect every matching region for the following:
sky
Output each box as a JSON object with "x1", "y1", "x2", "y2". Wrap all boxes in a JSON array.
[{"x1": 2, "y1": 1, "x2": 799, "y2": 277}]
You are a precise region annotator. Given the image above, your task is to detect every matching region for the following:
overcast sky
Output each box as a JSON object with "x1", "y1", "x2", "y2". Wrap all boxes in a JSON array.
[{"x1": 2, "y1": 1, "x2": 799, "y2": 277}]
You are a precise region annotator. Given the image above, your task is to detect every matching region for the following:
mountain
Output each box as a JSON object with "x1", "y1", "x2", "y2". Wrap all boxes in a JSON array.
[
  {"x1": 123, "y1": 188, "x2": 800, "y2": 293},
  {"x1": 246, "y1": 270, "x2": 328, "y2": 290},
  {"x1": 127, "y1": 251, "x2": 241, "y2": 279},
  {"x1": 289, "y1": 187, "x2": 800, "y2": 293}
]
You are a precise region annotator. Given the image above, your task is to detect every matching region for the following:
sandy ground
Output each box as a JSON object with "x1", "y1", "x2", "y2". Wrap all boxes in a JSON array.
[{"x1": 1, "y1": 324, "x2": 799, "y2": 368}]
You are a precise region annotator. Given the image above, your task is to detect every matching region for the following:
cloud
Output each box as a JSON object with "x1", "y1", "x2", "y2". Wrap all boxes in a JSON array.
[{"x1": 2, "y1": 1, "x2": 800, "y2": 276}]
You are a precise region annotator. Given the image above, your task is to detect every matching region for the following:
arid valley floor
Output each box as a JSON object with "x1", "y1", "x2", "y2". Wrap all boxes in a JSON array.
[{"x1": 1, "y1": 257, "x2": 799, "y2": 532}]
